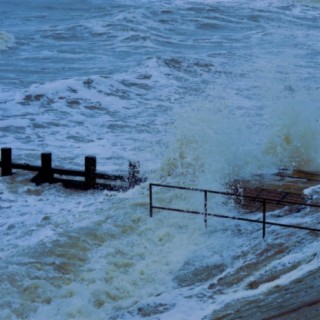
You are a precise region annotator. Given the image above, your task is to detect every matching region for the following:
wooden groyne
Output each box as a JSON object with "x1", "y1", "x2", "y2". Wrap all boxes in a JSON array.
[{"x1": 0, "y1": 147, "x2": 144, "y2": 191}]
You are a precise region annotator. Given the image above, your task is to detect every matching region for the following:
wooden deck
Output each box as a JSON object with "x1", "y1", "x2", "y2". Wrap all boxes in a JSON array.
[{"x1": 229, "y1": 169, "x2": 320, "y2": 213}]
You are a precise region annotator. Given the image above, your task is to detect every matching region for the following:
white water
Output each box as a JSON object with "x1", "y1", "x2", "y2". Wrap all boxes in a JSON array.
[{"x1": 1, "y1": 0, "x2": 320, "y2": 319}]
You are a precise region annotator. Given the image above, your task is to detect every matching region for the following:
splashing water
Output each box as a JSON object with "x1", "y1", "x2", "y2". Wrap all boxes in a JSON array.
[
  {"x1": 265, "y1": 94, "x2": 320, "y2": 171},
  {"x1": 1, "y1": 0, "x2": 320, "y2": 319}
]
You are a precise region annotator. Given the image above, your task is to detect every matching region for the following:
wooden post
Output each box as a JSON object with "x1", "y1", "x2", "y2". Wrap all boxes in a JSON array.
[
  {"x1": 128, "y1": 161, "x2": 140, "y2": 188},
  {"x1": 1, "y1": 147, "x2": 12, "y2": 176},
  {"x1": 85, "y1": 156, "x2": 96, "y2": 189},
  {"x1": 41, "y1": 152, "x2": 53, "y2": 182}
]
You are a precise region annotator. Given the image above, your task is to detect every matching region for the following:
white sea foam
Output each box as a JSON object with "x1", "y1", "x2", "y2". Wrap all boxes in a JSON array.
[{"x1": 1, "y1": 0, "x2": 320, "y2": 319}]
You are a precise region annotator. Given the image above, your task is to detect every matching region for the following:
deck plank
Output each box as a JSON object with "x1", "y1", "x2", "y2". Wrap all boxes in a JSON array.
[{"x1": 230, "y1": 169, "x2": 320, "y2": 212}]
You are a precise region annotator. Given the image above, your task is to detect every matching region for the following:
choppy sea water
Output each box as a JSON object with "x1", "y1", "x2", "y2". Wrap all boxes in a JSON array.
[{"x1": 1, "y1": 0, "x2": 320, "y2": 319}]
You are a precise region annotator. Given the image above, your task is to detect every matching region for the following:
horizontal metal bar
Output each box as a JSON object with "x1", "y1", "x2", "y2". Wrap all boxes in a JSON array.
[
  {"x1": 255, "y1": 220, "x2": 320, "y2": 233},
  {"x1": 209, "y1": 213, "x2": 320, "y2": 232},
  {"x1": 152, "y1": 206, "x2": 265, "y2": 224},
  {"x1": 150, "y1": 183, "x2": 320, "y2": 209},
  {"x1": 152, "y1": 205, "x2": 320, "y2": 233},
  {"x1": 150, "y1": 183, "x2": 222, "y2": 194},
  {"x1": 152, "y1": 206, "x2": 203, "y2": 216},
  {"x1": 208, "y1": 212, "x2": 266, "y2": 224}
]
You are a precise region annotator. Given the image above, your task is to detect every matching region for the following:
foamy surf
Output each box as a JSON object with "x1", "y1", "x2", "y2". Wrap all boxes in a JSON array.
[{"x1": 1, "y1": 0, "x2": 320, "y2": 319}]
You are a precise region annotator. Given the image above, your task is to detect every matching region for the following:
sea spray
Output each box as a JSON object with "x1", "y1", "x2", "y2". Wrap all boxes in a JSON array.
[
  {"x1": 159, "y1": 99, "x2": 276, "y2": 190},
  {"x1": 265, "y1": 93, "x2": 320, "y2": 171},
  {"x1": 160, "y1": 86, "x2": 320, "y2": 191}
]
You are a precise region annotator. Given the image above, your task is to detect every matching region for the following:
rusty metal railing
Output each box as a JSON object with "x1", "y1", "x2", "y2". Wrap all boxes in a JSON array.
[{"x1": 149, "y1": 183, "x2": 320, "y2": 238}]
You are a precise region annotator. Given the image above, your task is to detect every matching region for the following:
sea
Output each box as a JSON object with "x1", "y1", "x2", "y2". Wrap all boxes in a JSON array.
[{"x1": 0, "y1": 0, "x2": 320, "y2": 319}]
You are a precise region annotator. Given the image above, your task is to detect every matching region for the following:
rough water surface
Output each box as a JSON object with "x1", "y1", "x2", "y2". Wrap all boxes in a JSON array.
[{"x1": 0, "y1": 0, "x2": 320, "y2": 319}]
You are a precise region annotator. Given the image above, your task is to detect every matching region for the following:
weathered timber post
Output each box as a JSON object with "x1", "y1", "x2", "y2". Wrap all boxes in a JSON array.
[
  {"x1": 31, "y1": 152, "x2": 54, "y2": 185},
  {"x1": 85, "y1": 156, "x2": 96, "y2": 189},
  {"x1": 1, "y1": 147, "x2": 12, "y2": 176},
  {"x1": 41, "y1": 152, "x2": 53, "y2": 182},
  {"x1": 128, "y1": 161, "x2": 140, "y2": 188}
]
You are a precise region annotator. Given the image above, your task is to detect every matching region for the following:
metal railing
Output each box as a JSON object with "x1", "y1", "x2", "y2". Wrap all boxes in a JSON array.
[{"x1": 149, "y1": 183, "x2": 320, "y2": 238}]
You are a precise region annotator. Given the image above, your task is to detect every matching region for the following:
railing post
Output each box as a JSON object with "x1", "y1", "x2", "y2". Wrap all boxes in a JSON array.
[
  {"x1": 1, "y1": 147, "x2": 12, "y2": 176},
  {"x1": 204, "y1": 190, "x2": 208, "y2": 228},
  {"x1": 41, "y1": 152, "x2": 53, "y2": 182},
  {"x1": 85, "y1": 156, "x2": 96, "y2": 189},
  {"x1": 262, "y1": 200, "x2": 266, "y2": 239},
  {"x1": 149, "y1": 183, "x2": 153, "y2": 218}
]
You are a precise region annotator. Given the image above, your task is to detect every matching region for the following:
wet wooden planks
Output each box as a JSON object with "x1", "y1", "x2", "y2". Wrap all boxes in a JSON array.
[{"x1": 230, "y1": 169, "x2": 320, "y2": 213}]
